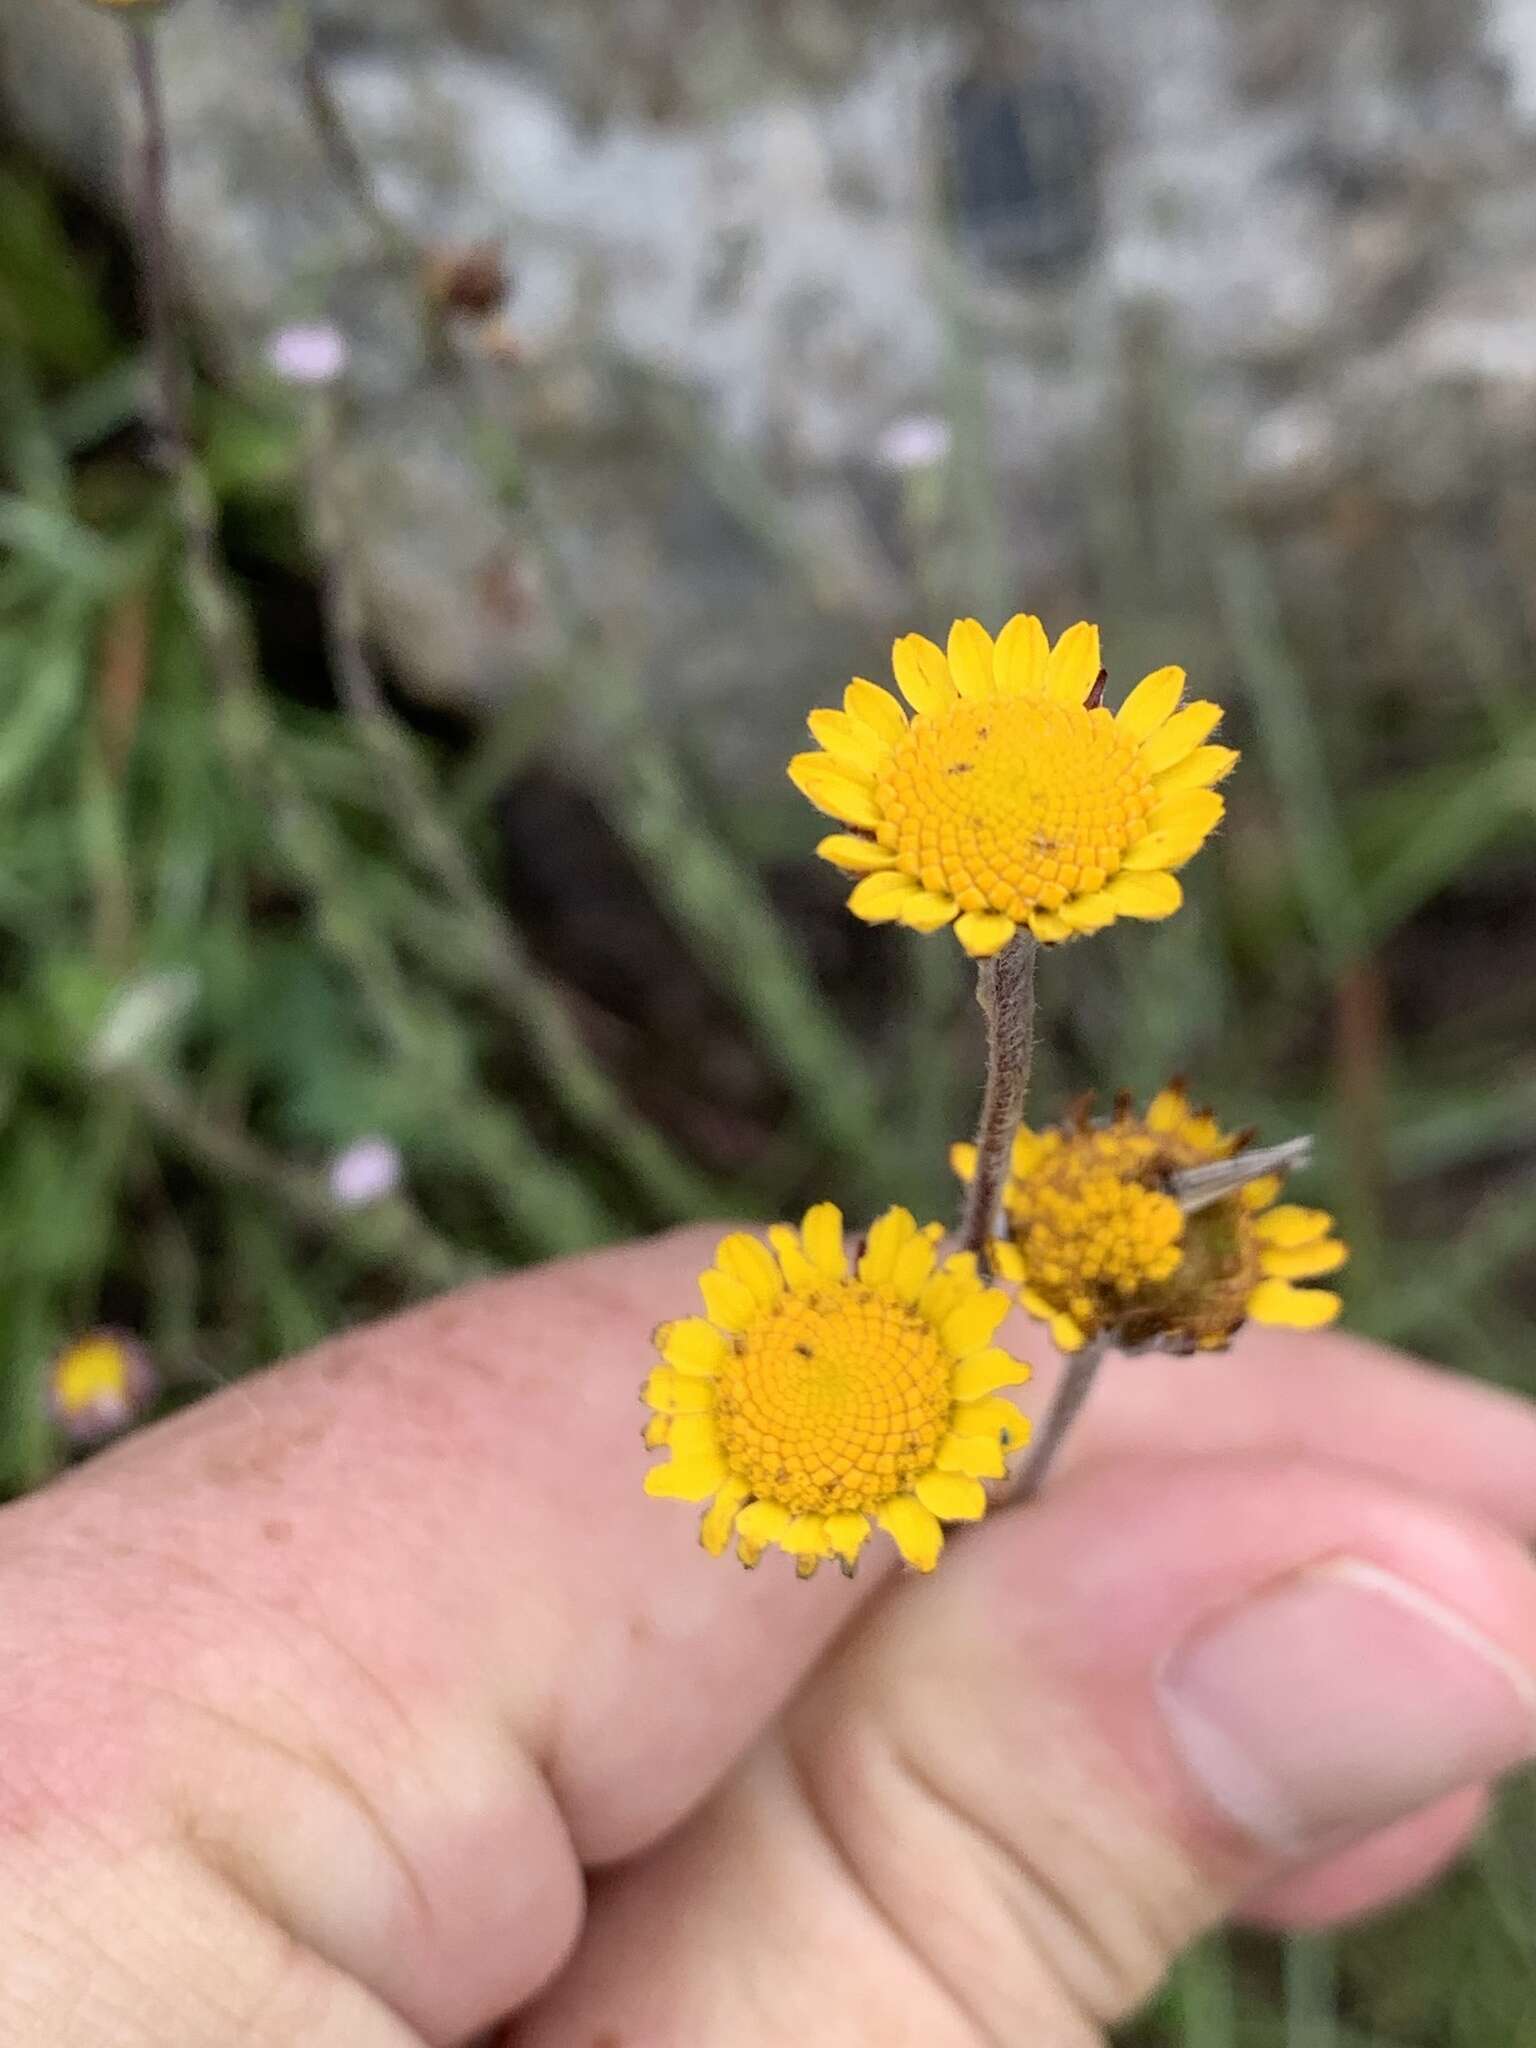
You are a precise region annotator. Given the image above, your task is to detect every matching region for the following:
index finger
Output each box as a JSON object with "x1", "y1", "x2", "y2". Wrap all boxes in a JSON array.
[{"x1": 0, "y1": 1227, "x2": 900, "y2": 2042}]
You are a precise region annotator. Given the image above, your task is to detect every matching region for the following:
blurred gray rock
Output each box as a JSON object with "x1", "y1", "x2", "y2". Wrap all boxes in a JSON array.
[{"x1": 3, "y1": 0, "x2": 1536, "y2": 764}]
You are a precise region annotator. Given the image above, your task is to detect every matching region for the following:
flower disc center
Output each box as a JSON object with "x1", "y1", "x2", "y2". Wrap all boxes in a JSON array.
[
  {"x1": 1006, "y1": 1122, "x2": 1262, "y2": 1350},
  {"x1": 877, "y1": 699, "x2": 1155, "y2": 919},
  {"x1": 715, "y1": 1289, "x2": 953, "y2": 1514}
]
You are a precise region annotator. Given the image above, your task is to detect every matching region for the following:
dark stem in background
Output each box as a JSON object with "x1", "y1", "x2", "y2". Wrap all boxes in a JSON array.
[
  {"x1": 957, "y1": 932, "x2": 1038, "y2": 1261},
  {"x1": 1016, "y1": 1332, "x2": 1109, "y2": 1500},
  {"x1": 299, "y1": 34, "x2": 418, "y2": 264},
  {"x1": 127, "y1": 25, "x2": 187, "y2": 462},
  {"x1": 108, "y1": 23, "x2": 510, "y2": 1281},
  {"x1": 294, "y1": 15, "x2": 452, "y2": 363}
]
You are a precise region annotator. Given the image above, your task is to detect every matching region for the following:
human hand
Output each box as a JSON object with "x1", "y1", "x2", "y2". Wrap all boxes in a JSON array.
[{"x1": 3, "y1": 1228, "x2": 1534, "y2": 2045}]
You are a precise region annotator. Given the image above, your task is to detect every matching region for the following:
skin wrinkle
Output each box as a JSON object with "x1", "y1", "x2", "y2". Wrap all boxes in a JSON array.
[
  {"x1": 184, "y1": 1840, "x2": 430, "y2": 2048},
  {"x1": 16, "y1": 1859, "x2": 193, "y2": 2040},
  {"x1": 204, "y1": 1893, "x2": 431, "y2": 2048},
  {"x1": 3, "y1": 1707, "x2": 415, "y2": 2047},
  {"x1": 0, "y1": 1504, "x2": 501, "y2": 2033},
  {"x1": 886, "y1": 1729, "x2": 1121, "y2": 2039},
  {"x1": 782, "y1": 1727, "x2": 998, "y2": 2048},
  {"x1": 146, "y1": 1680, "x2": 430, "y2": 1926},
  {"x1": 113, "y1": 1557, "x2": 584, "y2": 2028},
  {"x1": 53, "y1": 1523, "x2": 440, "y2": 1911}
]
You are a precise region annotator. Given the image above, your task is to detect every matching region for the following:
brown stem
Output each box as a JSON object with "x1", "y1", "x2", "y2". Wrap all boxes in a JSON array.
[
  {"x1": 957, "y1": 932, "x2": 1038, "y2": 1260},
  {"x1": 127, "y1": 25, "x2": 187, "y2": 463},
  {"x1": 1016, "y1": 1334, "x2": 1109, "y2": 1500},
  {"x1": 299, "y1": 35, "x2": 417, "y2": 264},
  {"x1": 295, "y1": 18, "x2": 453, "y2": 365}
]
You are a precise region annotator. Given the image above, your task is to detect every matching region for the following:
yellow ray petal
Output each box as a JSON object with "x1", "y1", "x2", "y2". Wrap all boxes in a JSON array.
[
  {"x1": 700, "y1": 1477, "x2": 753, "y2": 1556},
  {"x1": 1145, "y1": 1086, "x2": 1186, "y2": 1132},
  {"x1": 990, "y1": 1239, "x2": 1027, "y2": 1283},
  {"x1": 815, "y1": 832, "x2": 895, "y2": 874},
  {"x1": 1247, "y1": 1278, "x2": 1342, "y2": 1330},
  {"x1": 1261, "y1": 1239, "x2": 1348, "y2": 1280},
  {"x1": 767, "y1": 1223, "x2": 821, "y2": 1292},
  {"x1": 955, "y1": 910, "x2": 1017, "y2": 957},
  {"x1": 1027, "y1": 908, "x2": 1074, "y2": 943},
  {"x1": 891, "y1": 633, "x2": 957, "y2": 717},
  {"x1": 1120, "y1": 827, "x2": 1206, "y2": 874},
  {"x1": 918, "y1": 1266, "x2": 974, "y2": 1329},
  {"x1": 807, "y1": 707, "x2": 887, "y2": 776},
  {"x1": 1178, "y1": 1112, "x2": 1228, "y2": 1156},
  {"x1": 1139, "y1": 701, "x2": 1224, "y2": 776},
  {"x1": 1154, "y1": 745, "x2": 1240, "y2": 798},
  {"x1": 1104, "y1": 870, "x2": 1183, "y2": 920},
  {"x1": 993, "y1": 612, "x2": 1049, "y2": 696},
  {"x1": 876, "y1": 1493, "x2": 945, "y2": 1570},
  {"x1": 800, "y1": 1202, "x2": 848, "y2": 1280},
  {"x1": 641, "y1": 1367, "x2": 715, "y2": 1414},
  {"x1": 787, "y1": 752, "x2": 881, "y2": 828},
  {"x1": 952, "y1": 1347, "x2": 1029, "y2": 1399},
  {"x1": 1044, "y1": 620, "x2": 1101, "y2": 704},
  {"x1": 1057, "y1": 892, "x2": 1119, "y2": 931},
  {"x1": 736, "y1": 1499, "x2": 791, "y2": 1550},
  {"x1": 858, "y1": 1206, "x2": 918, "y2": 1286},
  {"x1": 1147, "y1": 789, "x2": 1225, "y2": 841},
  {"x1": 915, "y1": 1470, "x2": 987, "y2": 1520},
  {"x1": 1050, "y1": 1310, "x2": 1090, "y2": 1352},
  {"x1": 952, "y1": 1395, "x2": 1031, "y2": 1446},
  {"x1": 699, "y1": 1269, "x2": 757, "y2": 1333},
  {"x1": 844, "y1": 678, "x2": 908, "y2": 745},
  {"x1": 941, "y1": 1290, "x2": 1011, "y2": 1359},
  {"x1": 1010, "y1": 1127, "x2": 1051, "y2": 1173},
  {"x1": 897, "y1": 890, "x2": 960, "y2": 932},
  {"x1": 1254, "y1": 1205, "x2": 1336, "y2": 1247},
  {"x1": 848, "y1": 870, "x2": 921, "y2": 923},
  {"x1": 656, "y1": 1317, "x2": 728, "y2": 1376},
  {"x1": 667, "y1": 1413, "x2": 722, "y2": 1457},
  {"x1": 934, "y1": 1432, "x2": 1007, "y2": 1479},
  {"x1": 783, "y1": 1513, "x2": 831, "y2": 1563},
  {"x1": 949, "y1": 1141, "x2": 979, "y2": 1182},
  {"x1": 1117, "y1": 664, "x2": 1185, "y2": 741},
  {"x1": 644, "y1": 1453, "x2": 729, "y2": 1501},
  {"x1": 824, "y1": 1512, "x2": 872, "y2": 1570},
  {"x1": 643, "y1": 1414, "x2": 671, "y2": 1448},
  {"x1": 716, "y1": 1232, "x2": 785, "y2": 1307},
  {"x1": 1241, "y1": 1174, "x2": 1283, "y2": 1212},
  {"x1": 947, "y1": 617, "x2": 997, "y2": 699},
  {"x1": 890, "y1": 1230, "x2": 938, "y2": 1303}
]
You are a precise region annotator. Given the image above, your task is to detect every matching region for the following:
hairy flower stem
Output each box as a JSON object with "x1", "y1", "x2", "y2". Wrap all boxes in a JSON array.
[
  {"x1": 1017, "y1": 1333, "x2": 1110, "y2": 1500},
  {"x1": 290, "y1": 6, "x2": 452, "y2": 363},
  {"x1": 958, "y1": 933, "x2": 1038, "y2": 1262},
  {"x1": 127, "y1": 25, "x2": 187, "y2": 462}
]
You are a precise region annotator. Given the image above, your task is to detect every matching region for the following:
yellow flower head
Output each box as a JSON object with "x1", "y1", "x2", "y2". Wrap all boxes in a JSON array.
[
  {"x1": 788, "y1": 614, "x2": 1236, "y2": 958},
  {"x1": 953, "y1": 1084, "x2": 1347, "y2": 1354},
  {"x1": 49, "y1": 1330, "x2": 156, "y2": 1445},
  {"x1": 643, "y1": 1205, "x2": 1032, "y2": 1576}
]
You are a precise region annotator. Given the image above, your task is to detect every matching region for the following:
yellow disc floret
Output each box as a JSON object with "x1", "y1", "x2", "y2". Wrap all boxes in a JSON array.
[
  {"x1": 954, "y1": 1085, "x2": 1347, "y2": 1354},
  {"x1": 789, "y1": 613, "x2": 1236, "y2": 957},
  {"x1": 643, "y1": 1204, "x2": 1034, "y2": 1577},
  {"x1": 714, "y1": 1288, "x2": 952, "y2": 1514},
  {"x1": 875, "y1": 698, "x2": 1157, "y2": 926}
]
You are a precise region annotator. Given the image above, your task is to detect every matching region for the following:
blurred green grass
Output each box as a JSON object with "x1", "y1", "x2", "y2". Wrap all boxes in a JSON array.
[{"x1": 1, "y1": 149, "x2": 1534, "y2": 2044}]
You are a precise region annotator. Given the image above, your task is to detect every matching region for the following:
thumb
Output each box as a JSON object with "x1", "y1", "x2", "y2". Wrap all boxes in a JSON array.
[{"x1": 517, "y1": 1452, "x2": 1536, "y2": 2046}]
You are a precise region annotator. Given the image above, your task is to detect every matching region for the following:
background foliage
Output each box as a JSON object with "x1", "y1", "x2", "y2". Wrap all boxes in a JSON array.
[{"x1": 0, "y1": 139, "x2": 1533, "y2": 2043}]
